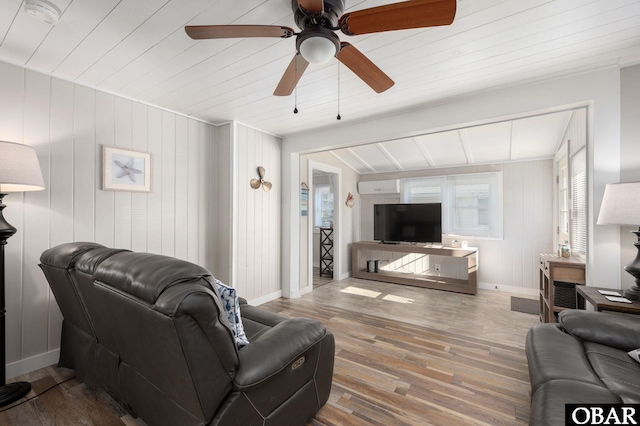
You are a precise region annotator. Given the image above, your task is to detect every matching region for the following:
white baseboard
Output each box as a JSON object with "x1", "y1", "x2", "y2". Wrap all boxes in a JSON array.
[
  {"x1": 6, "y1": 349, "x2": 60, "y2": 380},
  {"x1": 339, "y1": 271, "x2": 351, "y2": 281},
  {"x1": 478, "y1": 282, "x2": 539, "y2": 297},
  {"x1": 299, "y1": 285, "x2": 314, "y2": 296},
  {"x1": 289, "y1": 285, "x2": 314, "y2": 299},
  {"x1": 247, "y1": 290, "x2": 282, "y2": 306}
]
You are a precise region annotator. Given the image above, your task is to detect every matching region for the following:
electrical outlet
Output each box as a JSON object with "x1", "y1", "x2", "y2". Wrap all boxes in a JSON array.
[{"x1": 435, "y1": 264, "x2": 441, "y2": 272}]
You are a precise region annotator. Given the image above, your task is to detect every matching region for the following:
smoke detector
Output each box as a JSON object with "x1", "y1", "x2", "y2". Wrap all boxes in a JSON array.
[{"x1": 24, "y1": 0, "x2": 61, "y2": 25}]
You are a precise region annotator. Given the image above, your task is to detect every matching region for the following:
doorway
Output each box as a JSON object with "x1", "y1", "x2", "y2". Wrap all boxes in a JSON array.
[{"x1": 308, "y1": 160, "x2": 341, "y2": 290}]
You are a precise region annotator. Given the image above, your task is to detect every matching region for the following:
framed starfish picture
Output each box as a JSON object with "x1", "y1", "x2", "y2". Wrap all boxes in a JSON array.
[{"x1": 102, "y1": 146, "x2": 152, "y2": 192}]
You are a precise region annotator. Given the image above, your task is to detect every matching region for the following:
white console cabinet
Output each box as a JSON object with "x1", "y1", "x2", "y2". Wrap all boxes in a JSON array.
[{"x1": 351, "y1": 241, "x2": 478, "y2": 295}]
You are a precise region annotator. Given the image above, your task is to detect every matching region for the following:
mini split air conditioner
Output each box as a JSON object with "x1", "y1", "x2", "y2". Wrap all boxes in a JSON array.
[{"x1": 357, "y1": 180, "x2": 400, "y2": 195}]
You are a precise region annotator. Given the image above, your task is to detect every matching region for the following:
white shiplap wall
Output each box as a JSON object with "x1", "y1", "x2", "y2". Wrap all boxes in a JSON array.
[
  {"x1": 233, "y1": 124, "x2": 281, "y2": 303},
  {"x1": 359, "y1": 160, "x2": 554, "y2": 294},
  {"x1": 0, "y1": 61, "x2": 215, "y2": 376},
  {"x1": 212, "y1": 123, "x2": 232, "y2": 285}
]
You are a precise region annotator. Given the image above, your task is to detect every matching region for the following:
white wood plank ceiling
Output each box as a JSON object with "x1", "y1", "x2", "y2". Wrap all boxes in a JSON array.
[
  {"x1": 1, "y1": 0, "x2": 639, "y2": 141},
  {"x1": 329, "y1": 110, "x2": 573, "y2": 174}
]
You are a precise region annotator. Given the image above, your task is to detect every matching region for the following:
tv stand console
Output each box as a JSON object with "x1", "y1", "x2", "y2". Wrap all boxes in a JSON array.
[{"x1": 351, "y1": 241, "x2": 478, "y2": 295}]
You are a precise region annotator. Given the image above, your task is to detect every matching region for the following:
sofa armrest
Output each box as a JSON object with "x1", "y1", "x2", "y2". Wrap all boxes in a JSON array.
[
  {"x1": 559, "y1": 309, "x2": 640, "y2": 351},
  {"x1": 234, "y1": 317, "x2": 326, "y2": 391}
]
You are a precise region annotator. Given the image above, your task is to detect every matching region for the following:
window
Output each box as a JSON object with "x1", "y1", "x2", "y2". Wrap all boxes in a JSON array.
[
  {"x1": 314, "y1": 185, "x2": 334, "y2": 228},
  {"x1": 448, "y1": 174, "x2": 502, "y2": 238},
  {"x1": 402, "y1": 176, "x2": 445, "y2": 204},
  {"x1": 557, "y1": 156, "x2": 570, "y2": 242},
  {"x1": 401, "y1": 172, "x2": 503, "y2": 238},
  {"x1": 570, "y1": 148, "x2": 587, "y2": 256}
]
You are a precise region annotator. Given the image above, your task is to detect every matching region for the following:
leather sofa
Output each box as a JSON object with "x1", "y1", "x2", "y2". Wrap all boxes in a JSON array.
[
  {"x1": 526, "y1": 309, "x2": 640, "y2": 425},
  {"x1": 39, "y1": 242, "x2": 335, "y2": 426}
]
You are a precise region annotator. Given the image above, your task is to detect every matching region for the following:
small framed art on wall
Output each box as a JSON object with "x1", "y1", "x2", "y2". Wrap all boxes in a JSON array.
[{"x1": 102, "y1": 146, "x2": 152, "y2": 192}]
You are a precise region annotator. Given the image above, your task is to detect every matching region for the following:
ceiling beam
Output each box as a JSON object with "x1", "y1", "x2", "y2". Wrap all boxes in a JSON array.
[
  {"x1": 346, "y1": 148, "x2": 376, "y2": 173},
  {"x1": 413, "y1": 137, "x2": 436, "y2": 167},
  {"x1": 329, "y1": 150, "x2": 362, "y2": 174},
  {"x1": 375, "y1": 143, "x2": 404, "y2": 171},
  {"x1": 457, "y1": 129, "x2": 473, "y2": 164}
]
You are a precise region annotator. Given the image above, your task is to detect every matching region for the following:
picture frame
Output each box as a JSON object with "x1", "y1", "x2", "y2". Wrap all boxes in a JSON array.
[{"x1": 102, "y1": 146, "x2": 152, "y2": 192}]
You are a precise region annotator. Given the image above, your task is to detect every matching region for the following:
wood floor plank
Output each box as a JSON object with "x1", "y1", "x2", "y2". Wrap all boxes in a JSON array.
[
  {"x1": 407, "y1": 381, "x2": 520, "y2": 423},
  {"x1": 35, "y1": 384, "x2": 91, "y2": 425},
  {"x1": 0, "y1": 400, "x2": 46, "y2": 426},
  {"x1": 330, "y1": 374, "x2": 471, "y2": 426}
]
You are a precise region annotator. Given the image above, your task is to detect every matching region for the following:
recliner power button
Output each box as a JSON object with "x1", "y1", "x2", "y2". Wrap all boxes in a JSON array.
[{"x1": 292, "y1": 356, "x2": 305, "y2": 370}]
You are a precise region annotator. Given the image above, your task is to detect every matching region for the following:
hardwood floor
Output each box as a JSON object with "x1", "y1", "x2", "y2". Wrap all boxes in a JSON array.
[
  {"x1": 0, "y1": 279, "x2": 539, "y2": 425},
  {"x1": 0, "y1": 366, "x2": 144, "y2": 425},
  {"x1": 313, "y1": 266, "x2": 334, "y2": 288},
  {"x1": 268, "y1": 278, "x2": 538, "y2": 426}
]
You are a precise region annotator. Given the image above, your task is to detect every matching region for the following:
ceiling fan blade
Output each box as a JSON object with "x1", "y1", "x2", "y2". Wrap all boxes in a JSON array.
[
  {"x1": 337, "y1": 42, "x2": 394, "y2": 93},
  {"x1": 250, "y1": 178, "x2": 262, "y2": 189},
  {"x1": 297, "y1": 0, "x2": 324, "y2": 15},
  {"x1": 339, "y1": 0, "x2": 456, "y2": 36},
  {"x1": 185, "y1": 25, "x2": 295, "y2": 40},
  {"x1": 262, "y1": 181, "x2": 273, "y2": 192},
  {"x1": 274, "y1": 53, "x2": 310, "y2": 96},
  {"x1": 257, "y1": 166, "x2": 266, "y2": 180}
]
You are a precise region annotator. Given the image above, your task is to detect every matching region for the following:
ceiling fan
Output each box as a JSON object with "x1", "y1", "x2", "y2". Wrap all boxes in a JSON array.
[{"x1": 185, "y1": 0, "x2": 456, "y2": 96}]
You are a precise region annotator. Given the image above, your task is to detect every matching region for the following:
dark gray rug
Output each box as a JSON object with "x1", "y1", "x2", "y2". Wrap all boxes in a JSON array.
[{"x1": 510, "y1": 296, "x2": 539, "y2": 315}]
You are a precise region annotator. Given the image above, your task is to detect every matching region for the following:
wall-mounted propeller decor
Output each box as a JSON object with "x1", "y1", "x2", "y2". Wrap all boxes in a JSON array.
[{"x1": 250, "y1": 167, "x2": 273, "y2": 192}]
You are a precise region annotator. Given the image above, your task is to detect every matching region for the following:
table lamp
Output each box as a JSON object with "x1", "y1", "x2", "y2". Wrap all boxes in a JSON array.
[
  {"x1": 0, "y1": 141, "x2": 45, "y2": 406},
  {"x1": 597, "y1": 182, "x2": 640, "y2": 301}
]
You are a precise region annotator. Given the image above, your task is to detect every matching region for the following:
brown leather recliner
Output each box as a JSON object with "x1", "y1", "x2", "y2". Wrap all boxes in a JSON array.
[
  {"x1": 40, "y1": 242, "x2": 335, "y2": 426},
  {"x1": 526, "y1": 309, "x2": 640, "y2": 425}
]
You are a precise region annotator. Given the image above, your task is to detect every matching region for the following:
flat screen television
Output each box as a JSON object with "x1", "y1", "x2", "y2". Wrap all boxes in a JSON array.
[{"x1": 374, "y1": 203, "x2": 442, "y2": 243}]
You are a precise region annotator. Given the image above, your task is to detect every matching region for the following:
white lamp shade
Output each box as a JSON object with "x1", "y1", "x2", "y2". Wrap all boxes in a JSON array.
[
  {"x1": 0, "y1": 141, "x2": 45, "y2": 192},
  {"x1": 299, "y1": 36, "x2": 337, "y2": 64},
  {"x1": 597, "y1": 182, "x2": 640, "y2": 226}
]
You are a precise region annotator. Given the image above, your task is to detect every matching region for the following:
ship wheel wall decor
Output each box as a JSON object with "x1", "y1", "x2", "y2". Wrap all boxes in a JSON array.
[{"x1": 250, "y1": 166, "x2": 273, "y2": 192}]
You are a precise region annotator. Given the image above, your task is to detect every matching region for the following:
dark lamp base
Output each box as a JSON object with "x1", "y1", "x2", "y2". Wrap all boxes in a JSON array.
[
  {"x1": 623, "y1": 229, "x2": 640, "y2": 302},
  {"x1": 0, "y1": 194, "x2": 30, "y2": 407},
  {"x1": 0, "y1": 381, "x2": 31, "y2": 407},
  {"x1": 624, "y1": 287, "x2": 640, "y2": 302}
]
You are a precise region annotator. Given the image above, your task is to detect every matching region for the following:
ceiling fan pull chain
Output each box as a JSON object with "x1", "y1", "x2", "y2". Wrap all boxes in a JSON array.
[
  {"x1": 294, "y1": 51, "x2": 299, "y2": 114},
  {"x1": 336, "y1": 61, "x2": 341, "y2": 120}
]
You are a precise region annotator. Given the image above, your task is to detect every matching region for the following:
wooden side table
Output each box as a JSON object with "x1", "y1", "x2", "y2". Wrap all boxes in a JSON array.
[
  {"x1": 576, "y1": 286, "x2": 640, "y2": 314},
  {"x1": 539, "y1": 254, "x2": 586, "y2": 323}
]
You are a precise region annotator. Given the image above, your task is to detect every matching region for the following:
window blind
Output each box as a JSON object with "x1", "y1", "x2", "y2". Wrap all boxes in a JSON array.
[{"x1": 570, "y1": 147, "x2": 587, "y2": 255}]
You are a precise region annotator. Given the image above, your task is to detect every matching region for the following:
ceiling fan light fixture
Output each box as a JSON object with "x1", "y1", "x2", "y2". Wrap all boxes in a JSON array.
[
  {"x1": 299, "y1": 36, "x2": 337, "y2": 64},
  {"x1": 297, "y1": 28, "x2": 340, "y2": 64},
  {"x1": 24, "y1": 0, "x2": 60, "y2": 25}
]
